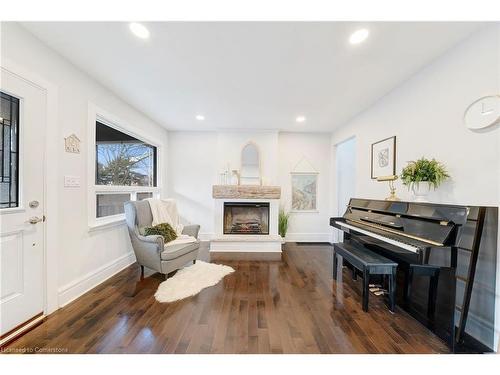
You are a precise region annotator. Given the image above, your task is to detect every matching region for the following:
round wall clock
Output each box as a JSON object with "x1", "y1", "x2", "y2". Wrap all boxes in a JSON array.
[{"x1": 463, "y1": 95, "x2": 500, "y2": 130}]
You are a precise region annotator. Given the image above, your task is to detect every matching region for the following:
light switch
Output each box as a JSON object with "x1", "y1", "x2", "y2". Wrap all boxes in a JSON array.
[{"x1": 64, "y1": 175, "x2": 80, "y2": 187}]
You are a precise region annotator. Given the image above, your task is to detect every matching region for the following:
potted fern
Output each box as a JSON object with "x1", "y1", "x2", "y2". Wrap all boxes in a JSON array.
[
  {"x1": 278, "y1": 207, "x2": 290, "y2": 243},
  {"x1": 400, "y1": 157, "x2": 450, "y2": 202}
]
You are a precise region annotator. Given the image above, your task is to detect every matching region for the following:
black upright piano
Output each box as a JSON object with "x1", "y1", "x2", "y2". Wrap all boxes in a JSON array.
[{"x1": 330, "y1": 198, "x2": 470, "y2": 351}]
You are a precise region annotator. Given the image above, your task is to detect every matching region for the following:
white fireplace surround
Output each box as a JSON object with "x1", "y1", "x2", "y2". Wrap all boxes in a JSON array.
[{"x1": 210, "y1": 187, "x2": 282, "y2": 260}]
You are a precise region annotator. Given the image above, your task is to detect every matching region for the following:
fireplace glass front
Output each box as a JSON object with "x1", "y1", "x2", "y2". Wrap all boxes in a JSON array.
[{"x1": 223, "y1": 202, "x2": 270, "y2": 235}]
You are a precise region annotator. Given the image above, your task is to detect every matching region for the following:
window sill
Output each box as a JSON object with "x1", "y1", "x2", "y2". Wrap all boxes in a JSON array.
[
  {"x1": 88, "y1": 215, "x2": 126, "y2": 232},
  {"x1": 0, "y1": 207, "x2": 26, "y2": 215},
  {"x1": 94, "y1": 185, "x2": 160, "y2": 192}
]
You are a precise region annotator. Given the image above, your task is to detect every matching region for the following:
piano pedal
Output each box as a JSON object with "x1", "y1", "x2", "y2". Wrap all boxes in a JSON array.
[
  {"x1": 369, "y1": 284, "x2": 381, "y2": 288},
  {"x1": 369, "y1": 287, "x2": 380, "y2": 293},
  {"x1": 373, "y1": 290, "x2": 387, "y2": 296}
]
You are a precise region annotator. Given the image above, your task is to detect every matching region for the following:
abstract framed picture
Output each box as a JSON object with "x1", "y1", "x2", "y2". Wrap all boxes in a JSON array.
[
  {"x1": 371, "y1": 136, "x2": 396, "y2": 179},
  {"x1": 291, "y1": 172, "x2": 318, "y2": 212}
]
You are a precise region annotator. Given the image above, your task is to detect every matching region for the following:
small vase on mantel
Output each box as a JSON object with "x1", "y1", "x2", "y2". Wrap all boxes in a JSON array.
[
  {"x1": 412, "y1": 182, "x2": 431, "y2": 203},
  {"x1": 231, "y1": 170, "x2": 240, "y2": 185}
]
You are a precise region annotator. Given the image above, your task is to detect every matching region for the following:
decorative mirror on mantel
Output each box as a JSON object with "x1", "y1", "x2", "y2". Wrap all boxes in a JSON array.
[{"x1": 240, "y1": 142, "x2": 261, "y2": 185}]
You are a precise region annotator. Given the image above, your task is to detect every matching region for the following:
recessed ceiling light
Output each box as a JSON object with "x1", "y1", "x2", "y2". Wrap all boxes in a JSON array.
[
  {"x1": 349, "y1": 28, "x2": 369, "y2": 45},
  {"x1": 129, "y1": 22, "x2": 150, "y2": 39},
  {"x1": 195, "y1": 115, "x2": 205, "y2": 121},
  {"x1": 296, "y1": 116, "x2": 306, "y2": 123}
]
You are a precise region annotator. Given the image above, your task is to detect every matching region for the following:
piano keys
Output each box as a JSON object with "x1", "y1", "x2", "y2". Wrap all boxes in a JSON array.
[{"x1": 333, "y1": 220, "x2": 420, "y2": 253}]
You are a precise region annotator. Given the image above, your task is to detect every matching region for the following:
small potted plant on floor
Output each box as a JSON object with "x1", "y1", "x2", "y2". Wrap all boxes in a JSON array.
[
  {"x1": 278, "y1": 207, "x2": 290, "y2": 243},
  {"x1": 401, "y1": 157, "x2": 450, "y2": 202}
]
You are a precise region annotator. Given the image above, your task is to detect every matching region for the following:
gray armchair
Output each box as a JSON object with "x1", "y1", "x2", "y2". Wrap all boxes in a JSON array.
[{"x1": 124, "y1": 200, "x2": 200, "y2": 279}]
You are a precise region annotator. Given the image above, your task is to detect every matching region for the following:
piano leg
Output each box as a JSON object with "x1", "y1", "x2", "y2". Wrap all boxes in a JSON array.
[
  {"x1": 362, "y1": 269, "x2": 370, "y2": 312},
  {"x1": 333, "y1": 252, "x2": 338, "y2": 279},
  {"x1": 388, "y1": 269, "x2": 396, "y2": 313},
  {"x1": 427, "y1": 270, "x2": 440, "y2": 323},
  {"x1": 405, "y1": 267, "x2": 414, "y2": 309}
]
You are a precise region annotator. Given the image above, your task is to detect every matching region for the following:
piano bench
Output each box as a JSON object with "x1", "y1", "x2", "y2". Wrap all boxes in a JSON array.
[{"x1": 333, "y1": 242, "x2": 398, "y2": 313}]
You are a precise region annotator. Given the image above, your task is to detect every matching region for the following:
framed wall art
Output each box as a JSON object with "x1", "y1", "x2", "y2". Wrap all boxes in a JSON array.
[
  {"x1": 371, "y1": 136, "x2": 396, "y2": 179},
  {"x1": 291, "y1": 173, "x2": 318, "y2": 212}
]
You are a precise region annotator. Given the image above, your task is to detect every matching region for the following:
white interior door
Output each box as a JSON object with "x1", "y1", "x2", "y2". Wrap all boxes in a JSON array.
[
  {"x1": 0, "y1": 68, "x2": 46, "y2": 336},
  {"x1": 335, "y1": 137, "x2": 356, "y2": 242}
]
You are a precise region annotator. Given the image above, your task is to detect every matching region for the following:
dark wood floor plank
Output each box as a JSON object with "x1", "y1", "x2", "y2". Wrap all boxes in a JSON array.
[{"x1": 4, "y1": 242, "x2": 449, "y2": 354}]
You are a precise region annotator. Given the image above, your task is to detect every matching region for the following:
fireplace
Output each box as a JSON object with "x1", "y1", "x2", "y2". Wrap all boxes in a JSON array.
[{"x1": 223, "y1": 202, "x2": 270, "y2": 235}]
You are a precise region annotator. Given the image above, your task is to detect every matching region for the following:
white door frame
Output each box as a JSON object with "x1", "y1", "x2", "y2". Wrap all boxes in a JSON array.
[
  {"x1": 496, "y1": 117, "x2": 500, "y2": 352},
  {"x1": 1, "y1": 58, "x2": 60, "y2": 315},
  {"x1": 331, "y1": 135, "x2": 356, "y2": 243}
]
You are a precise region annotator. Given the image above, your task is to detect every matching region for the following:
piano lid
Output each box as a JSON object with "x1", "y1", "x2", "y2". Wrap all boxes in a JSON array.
[
  {"x1": 337, "y1": 198, "x2": 470, "y2": 247},
  {"x1": 348, "y1": 198, "x2": 468, "y2": 225}
]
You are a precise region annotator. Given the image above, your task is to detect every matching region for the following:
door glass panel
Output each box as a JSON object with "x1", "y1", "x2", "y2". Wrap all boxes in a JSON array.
[
  {"x1": 96, "y1": 193, "x2": 130, "y2": 218},
  {"x1": 0, "y1": 92, "x2": 20, "y2": 209}
]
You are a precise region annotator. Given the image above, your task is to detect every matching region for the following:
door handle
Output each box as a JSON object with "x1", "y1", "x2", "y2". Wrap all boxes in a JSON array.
[{"x1": 28, "y1": 216, "x2": 44, "y2": 224}]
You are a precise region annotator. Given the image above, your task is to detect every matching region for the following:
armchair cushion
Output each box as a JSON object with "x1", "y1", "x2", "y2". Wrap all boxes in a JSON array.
[{"x1": 160, "y1": 241, "x2": 199, "y2": 261}]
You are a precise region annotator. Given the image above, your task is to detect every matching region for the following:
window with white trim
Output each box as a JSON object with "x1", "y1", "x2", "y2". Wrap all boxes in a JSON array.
[{"x1": 93, "y1": 120, "x2": 159, "y2": 221}]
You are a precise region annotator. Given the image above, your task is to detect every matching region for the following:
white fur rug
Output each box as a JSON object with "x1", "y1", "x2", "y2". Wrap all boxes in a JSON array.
[{"x1": 154, "y1": 261, "x2": 234, "y2": 303}]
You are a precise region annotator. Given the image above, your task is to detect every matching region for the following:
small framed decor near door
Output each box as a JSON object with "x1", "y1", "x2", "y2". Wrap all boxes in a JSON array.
[{"x1": 371, "y1": 136, "x2": 396, "y2": 179}]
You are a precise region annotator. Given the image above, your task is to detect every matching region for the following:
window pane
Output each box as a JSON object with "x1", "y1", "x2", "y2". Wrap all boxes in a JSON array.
[
  {"x1": 0, "y1": 183, "x2": 9, "y2": 207},
  {"x1": 11, "y1": 99, "x2": 18, "y2": 152},
  {"x1": 10, "y1": 155, "x2": 17, "y2": 205},
  {"x1": 0, "y1": 92, "x2": 20, "y2": 209},
  {"x1": 137, "y1": 192, "x2": 153, "y2": 201},
  {"x1": 96, "y1": 121, "x2": 157, "y2": 187},
  {"x1": 96, "y1": 193, "x2": 130, "y2": 218}
]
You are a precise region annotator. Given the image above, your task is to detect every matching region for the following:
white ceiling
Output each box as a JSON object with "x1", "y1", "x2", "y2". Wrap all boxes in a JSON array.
[{"x1": 21, "y1": 22, "x2": 484, "y2": 132}]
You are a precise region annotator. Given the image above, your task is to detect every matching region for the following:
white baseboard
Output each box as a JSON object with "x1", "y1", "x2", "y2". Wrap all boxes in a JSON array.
[
  {"x1": 57, "y1": 252, "x2": 136, "y2": 308},
  {"x1": 285, "y1": 232, "x2": 332, "y2": 243}
]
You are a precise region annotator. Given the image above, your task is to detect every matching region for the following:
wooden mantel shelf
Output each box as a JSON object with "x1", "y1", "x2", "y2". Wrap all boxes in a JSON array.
[{"x1": 212, "y1": 185, "x2": 281, "y2": 199}]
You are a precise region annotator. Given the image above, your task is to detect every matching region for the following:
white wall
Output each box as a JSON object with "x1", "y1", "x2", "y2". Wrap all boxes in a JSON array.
[
  {"x1": 278, "y1": 132, "x2": 332, "y2": 242},
  {"x1": 331, "y1": 25, "x2": 499, "y2": 208},
  {"x1": 330, "y1": 25, "x2": 500, "y2": 351},
  {"x1": 168, "y1": 131, "x2": 217, "y2": 239},
  {"x1": 1, "y1": 22, "x2": 169, "y2": 307},
  {"x1": 167, "y1": 130, "x2": 332, "y2": 241},
  {"x1": 216, "y1": 131, "x2": 279, "y2": 186}
]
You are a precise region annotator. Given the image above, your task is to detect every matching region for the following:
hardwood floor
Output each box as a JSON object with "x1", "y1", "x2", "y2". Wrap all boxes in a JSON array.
[{"x1": 3, "y1": 243, "x2": 449, "y2": 354}]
